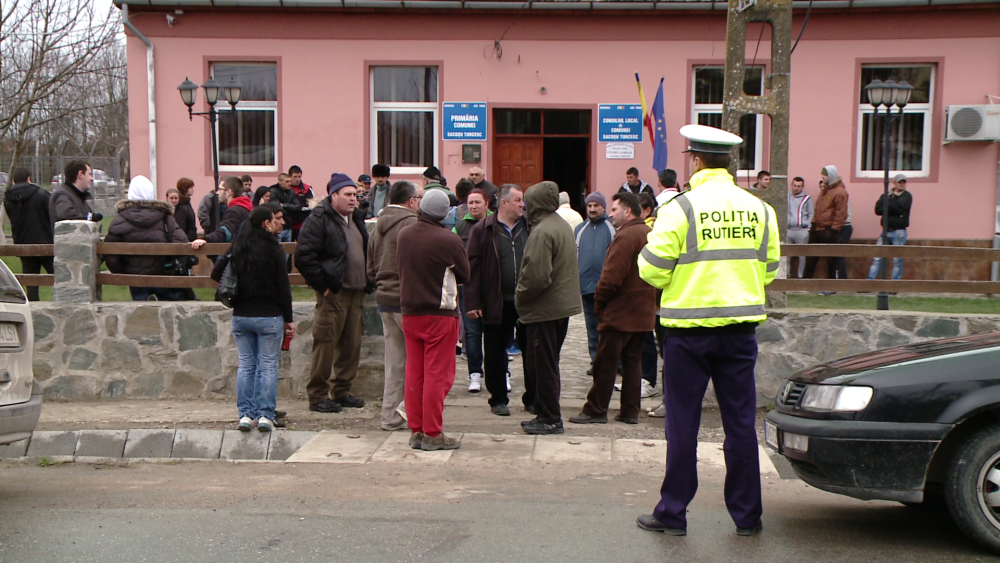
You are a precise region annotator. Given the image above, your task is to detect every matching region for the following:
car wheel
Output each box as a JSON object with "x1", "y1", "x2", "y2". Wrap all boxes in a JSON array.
[{"x1": 946, "y1": 425, "x2": 1000, "y2": 553}]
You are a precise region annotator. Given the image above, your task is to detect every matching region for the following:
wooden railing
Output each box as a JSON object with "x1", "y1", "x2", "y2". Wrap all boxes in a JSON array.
[
  {"x1": 0, "y1": 244, "x2": 55, "y2": 287},
  {"x1": 776, "y1": 244, "x2": 1000, "y2": 294},
  {"x1": 2, "y1": 241, "x2": 999, "y2": 294}
]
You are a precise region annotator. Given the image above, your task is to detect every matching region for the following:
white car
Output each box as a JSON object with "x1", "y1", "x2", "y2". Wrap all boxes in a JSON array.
[{"x1": 0, "y1": 260, "x2": 41, "y2": 446}]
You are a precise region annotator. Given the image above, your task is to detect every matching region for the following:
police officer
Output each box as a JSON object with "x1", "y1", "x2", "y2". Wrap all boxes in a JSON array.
[{"x1": 635, "y1": 124, "x2": 780, "y2": 537}]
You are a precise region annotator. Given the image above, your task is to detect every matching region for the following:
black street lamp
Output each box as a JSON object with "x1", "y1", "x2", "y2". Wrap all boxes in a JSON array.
[
  {"x1": 177, "y1": 76, "x2": 242, "y2": 231},
  {"x1": 864, "y1": 77, "x2": 913, "y2": 311}
]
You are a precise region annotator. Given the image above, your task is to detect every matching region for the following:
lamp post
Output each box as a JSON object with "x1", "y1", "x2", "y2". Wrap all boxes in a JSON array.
[
  {"x1": 177, "y1": 77, "x2": 242, "y2": 231},
  {"x1": 864, "y1": 78, "x2": 913, "y2": 311}
]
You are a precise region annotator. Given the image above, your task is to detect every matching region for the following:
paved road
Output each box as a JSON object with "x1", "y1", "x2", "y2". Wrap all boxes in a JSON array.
[{"x1": 0, "y1": 458, "x2": 989, "y2": 562}]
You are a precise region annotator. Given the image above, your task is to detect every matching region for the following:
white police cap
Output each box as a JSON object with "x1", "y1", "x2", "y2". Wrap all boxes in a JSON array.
[{"x1": 680, "y1": 124, "x2": 743, "y2": 154}]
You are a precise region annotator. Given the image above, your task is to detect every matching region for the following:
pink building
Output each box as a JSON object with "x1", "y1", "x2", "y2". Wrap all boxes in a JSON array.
[{"x1": 118, "y1": 1, "x2": 1000, "y2": 255}]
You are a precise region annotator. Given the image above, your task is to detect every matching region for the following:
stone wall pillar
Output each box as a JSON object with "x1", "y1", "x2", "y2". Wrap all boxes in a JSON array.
[{"x1": 53, "y1": 220, "x2": 102, "y2": 303}]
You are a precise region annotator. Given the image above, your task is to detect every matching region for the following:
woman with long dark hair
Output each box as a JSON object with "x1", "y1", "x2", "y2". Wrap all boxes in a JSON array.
[
  {"x1": 211, "y1": 206, "x2": 294, "y2": 432},
  {"x1": 173, "y1": 178, "x2": 199, "y2": 242}
]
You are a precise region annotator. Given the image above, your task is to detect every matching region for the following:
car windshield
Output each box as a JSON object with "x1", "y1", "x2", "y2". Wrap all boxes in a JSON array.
[{"x1": 0, "y1": 263, "x2": 26, "y2": 304}]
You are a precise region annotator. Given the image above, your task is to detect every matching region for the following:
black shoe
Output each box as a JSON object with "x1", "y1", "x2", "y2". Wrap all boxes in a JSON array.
[
  {"x1": 274, "y1": 410, "x2": 287, "y2": 418},
  {"x1": 273, "y1": 417, "x2": 287, "y2": 428},
  {"x1": 309, "y1": 399, "x2": 342, "y2": 413},
  {"x1": 522, "y1": 419, "x2": 565, "y2": 435},
  {"x1": 525, "y1": 404, "x2": 536, "y2": 415},
  {"x1": 491, "y1": 404, "x2": 510, "y2": 416},
  {"x1": 334, "y1": 394, "x2": 365, "y2": 408},
  {"x1": 587, "y1": 367, "x2": 594, "y2": 376},
  {"x1": 568, "y1": 412, "x2": 607, "y2": 424},
  {"x1": 520, "y1": 417, "x2": 535, "y2": 428},
  {"x1": 736, "y1": 522, "x2": 763, "y2": 536},
  {"x1": 615, "y1": 413, "x2": 638, "y2": 425},
  {"x1": 636, "y1": 514, "x2": 686, "y2": 535}
]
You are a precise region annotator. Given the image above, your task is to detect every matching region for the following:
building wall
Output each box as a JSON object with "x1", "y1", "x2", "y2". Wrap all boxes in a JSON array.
[{"x1": 125, "y1": 8, "x2": 1000, "y2": 241}]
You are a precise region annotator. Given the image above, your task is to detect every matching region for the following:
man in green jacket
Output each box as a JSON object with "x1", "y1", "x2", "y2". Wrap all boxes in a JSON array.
[{"x1": 515, "y1": 181, "x2": 583, "y2": 435}]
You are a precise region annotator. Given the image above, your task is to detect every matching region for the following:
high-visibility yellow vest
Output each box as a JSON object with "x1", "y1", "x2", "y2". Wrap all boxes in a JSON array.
[{"x1": 637, "y1": 168, "x2": 780, "y2": 328}]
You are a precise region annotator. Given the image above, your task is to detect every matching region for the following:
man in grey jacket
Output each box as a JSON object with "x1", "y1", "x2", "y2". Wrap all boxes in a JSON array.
[
  {"x1": 786, "y1": 176, "x2": 813, "y2": 279},
  {"x1": 574, "y1": 192, "x2": 616, "y2": 365}
]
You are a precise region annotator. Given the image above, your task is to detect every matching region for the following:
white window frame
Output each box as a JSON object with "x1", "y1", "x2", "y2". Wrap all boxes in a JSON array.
[
  {"x1": 370, "y1": 67, "x2": 439, "y2": 175},
  {"x1": 211, "y1": 62, "x2": 279, "y2": 174},
  {"x1": 855, "y1": 64, "x2": 934, "y2": 179},
  {"x1": 691, "y1": 65, "x2": 765, "y2": 175}
]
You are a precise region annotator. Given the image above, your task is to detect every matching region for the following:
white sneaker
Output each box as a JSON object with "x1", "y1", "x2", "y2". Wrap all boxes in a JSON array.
[
  {"x1": 238, "y1": 416, "x2": 254, "y2": 432},
  {"x1": 468, "y1": 373, "x2": 482, "y2": 393},
  {"x1": 641, "y1": 380, "x2": 660, "y2": 399},
  {"x1": 257, "y1": 417, "x2": 275, "y2": 432},
  {"x1": 506, "y1": 372, "x2": 512, "y2": 392}
]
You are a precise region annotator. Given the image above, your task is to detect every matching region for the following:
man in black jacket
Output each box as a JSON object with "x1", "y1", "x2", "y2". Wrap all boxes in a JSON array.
[
  {"x1": 268, "y1": 173, "x2": 297, "y2": 242},
  {"x1": 465, "y1": 184, "x2": 527, "y2": 415},
  {"x1": 295, "y1": 173, "x2": 374, "y2": 413},
  {"x1": 3, "y1": 168, "x2": 53, "y2": 301},
  {"x1": 50, "y1": 160, "x2": 99, "y2": 225},
  {"x1": 191, "y1": 176, "x2": 252, "y2": 248},
  {"x1": 866, "y1": 173, "x2": 914, "y2": 281}
]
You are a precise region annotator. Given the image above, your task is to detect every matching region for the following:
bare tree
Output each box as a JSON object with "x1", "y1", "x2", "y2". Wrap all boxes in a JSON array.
[{"x1": 0, "y1": 0, "x2": 122, "y2": 183}]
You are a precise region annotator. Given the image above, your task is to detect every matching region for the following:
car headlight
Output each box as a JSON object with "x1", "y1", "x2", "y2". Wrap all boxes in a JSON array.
[{"x1": 800, "y1": 385, "x2": 874, "y2": 412}]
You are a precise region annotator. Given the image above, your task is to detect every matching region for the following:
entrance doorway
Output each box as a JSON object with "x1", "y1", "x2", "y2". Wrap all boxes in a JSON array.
[{"x1": 493, "y1": 109, "x2": 591, "y2": 213}]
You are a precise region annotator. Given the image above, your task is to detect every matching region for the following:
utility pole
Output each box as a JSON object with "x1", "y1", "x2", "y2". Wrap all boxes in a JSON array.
[{"x1": 723, "y1": 0, "x2": 792, "y2": 307}]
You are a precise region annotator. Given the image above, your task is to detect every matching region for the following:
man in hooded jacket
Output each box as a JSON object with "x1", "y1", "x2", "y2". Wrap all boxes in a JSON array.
[
  {"x1": 516, "y1": 181, "x2": 582, "y2": 435},
  {"x1": 4, "y1": 168, "x2": 53, "y2": 301},
  {"x1": 103, "y1": 175, "x2": 189, "y2": 301},
  {"x1": 803, "y1": 165, "x2": 848, "y2": 279}
]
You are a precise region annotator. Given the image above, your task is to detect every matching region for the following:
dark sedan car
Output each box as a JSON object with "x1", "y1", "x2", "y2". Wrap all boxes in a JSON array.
[{"x1": 766, "y1": 330, "x2": 1000, "y2": 553}]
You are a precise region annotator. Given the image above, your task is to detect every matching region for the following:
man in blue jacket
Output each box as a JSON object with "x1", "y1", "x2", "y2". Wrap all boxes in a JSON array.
[{"x1": 574, "y1": 191, "x2": 616, "y2": 366}]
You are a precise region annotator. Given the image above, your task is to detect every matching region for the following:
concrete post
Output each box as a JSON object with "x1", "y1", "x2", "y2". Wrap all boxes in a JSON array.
[
  {"x1": 723, "y1": 0, "x2": 792, "y2": 307},
  {"x1": 53, "y1": 220, "x2": 102, "y2": 303}
]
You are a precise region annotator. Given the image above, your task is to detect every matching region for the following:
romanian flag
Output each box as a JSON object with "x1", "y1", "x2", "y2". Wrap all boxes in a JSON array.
[{"x1": 635, "y1": 73, "x2": 655, "y2": 149}]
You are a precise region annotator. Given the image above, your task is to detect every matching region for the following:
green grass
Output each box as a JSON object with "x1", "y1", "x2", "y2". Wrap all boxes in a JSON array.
[{"x1": 786, "y1": 293, "x2": 1000, "y2": 314}]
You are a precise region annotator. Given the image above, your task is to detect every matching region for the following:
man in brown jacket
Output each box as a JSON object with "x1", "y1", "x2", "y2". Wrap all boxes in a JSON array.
[
  {"x1": 367, "y1": 180, "x2": 423, "y2": 431},
  {"x1": 804, "y1": 165, "x2": 849, "y2": 279},
  {"x1": 397, "y1": 189, "x2": 471, "y2": 451},
  {"x1": 569, "y1": 192, "x2": 656, "y2": 425}
]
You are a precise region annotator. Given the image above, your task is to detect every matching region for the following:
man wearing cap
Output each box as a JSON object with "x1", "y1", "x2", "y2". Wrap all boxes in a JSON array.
[
  {"x1": 357, "y1": 174, "x2": 373, "y2": 217},
  {"x1": 369, "y1": 164, "x2": 392, "y2": 218},
  {"x1": 574, "y1": 191, "x2": 616, "y2": 367},
  {"x1": 396, "y1": 189, "x2": 470, "y2": 451},
  {"x1": 866, "y1": 173, "x2": 913, "y2": 281},
  {"x1": 295, "y1": 173, "x2": 374, "y2": 414},
  {"x1": 422, "y1": 166, "x2": 460, "y2": 230},
  {"x1": 636, "y1": 124, "x2": 779, "y2": 537}
]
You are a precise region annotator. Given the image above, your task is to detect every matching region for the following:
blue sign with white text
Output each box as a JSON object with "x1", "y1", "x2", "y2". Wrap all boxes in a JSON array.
[
  {"x1": 598, "y1": 104, "x2": 643, "y2": 143},
  {"x1": 443, "y1": 102, "x2": 487, "y2": 140}
]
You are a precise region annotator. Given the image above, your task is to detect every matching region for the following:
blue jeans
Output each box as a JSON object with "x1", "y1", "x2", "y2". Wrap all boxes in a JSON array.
[
  {"x1": 278, "y1": 229, "x2": 292, "y2": 243},
  {"x1": 458, "y1": 288, "x2": 484, "y2": 375},
  {"x1": 581, "y1": 294, "x2": 599, "y2": 361},
  {"x1": 867, "y1": 229, "x2": 907, "y2": 281},
  {"x1": 232, "y1": 315, "x2": 282, "y2": 420}
]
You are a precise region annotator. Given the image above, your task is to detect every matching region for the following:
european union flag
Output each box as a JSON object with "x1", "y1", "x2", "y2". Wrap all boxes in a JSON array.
[{"x1": 651, "y1": 78, "x2": 668, "y2": 173}]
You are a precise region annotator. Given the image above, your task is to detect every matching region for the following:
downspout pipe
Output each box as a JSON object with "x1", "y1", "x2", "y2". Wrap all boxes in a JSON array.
[
  {"x1": 993, "y1": 140, "x2": 999, "y2": 283},
  {"x1": 121, "y1": 4, "x2": 157, "y2": 193}
]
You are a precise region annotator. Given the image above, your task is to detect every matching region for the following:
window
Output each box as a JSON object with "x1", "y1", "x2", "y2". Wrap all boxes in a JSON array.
[
  {"x1": 371, "y1": 66, "x2": 438, "y2": 173},
  {"x1": 692, "y1": 66, "x2": 765, "y2": 173},
  {"x1": 857, "y1": 64, "x2": 934, "y2": 178},
  {"x1": 212, "y1": 62, "x2": 278, "y2": 173}
]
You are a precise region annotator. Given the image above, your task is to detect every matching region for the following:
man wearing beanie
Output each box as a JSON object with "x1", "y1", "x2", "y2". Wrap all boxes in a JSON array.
[
  {"x1": 574, "y1": 190, "x2": 616, "y2": 367},
  {"x1": 396, "y1": 189, "x2": 470, "y2": 450},
  {"x1": 517, "y1": 181, "x2": 582, "y2": 435},
  {"x1": 422, "y1": 166, "x2": 459, "y2": 230},
  {"x1": 295, "y1": 173, "x2": 374, "y2": 414},
  {"x1": 369, "y1": 164, "x2": 392, "y2": 218}
]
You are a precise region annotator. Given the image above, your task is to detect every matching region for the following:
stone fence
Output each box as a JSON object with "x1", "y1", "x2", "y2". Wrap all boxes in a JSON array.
[
  {"x1": 31, "y1": 299, "x2": 1000, "y2": 404},
  {"x1": 31, "y1": 221, "x2": 1000, "y2": 405}
]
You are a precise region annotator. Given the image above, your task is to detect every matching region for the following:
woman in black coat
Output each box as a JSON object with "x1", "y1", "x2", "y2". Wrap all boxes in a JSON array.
[
  {"x1": 211, "y1": 206, "x2": 294, "y2": 432},
  {"x1": 172, "y1": 178, "x2": 199, "y2": 242}
]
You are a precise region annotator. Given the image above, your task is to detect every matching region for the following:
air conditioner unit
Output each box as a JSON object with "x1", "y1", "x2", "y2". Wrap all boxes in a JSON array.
[{"x1": 945, "y1": 105, "x2": 1000, "y2": 142}]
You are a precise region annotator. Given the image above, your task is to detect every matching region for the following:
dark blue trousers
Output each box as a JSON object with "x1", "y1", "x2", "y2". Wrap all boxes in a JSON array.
[{"x1": 653, "y1": 332, "x2": 762, "y2": 530}]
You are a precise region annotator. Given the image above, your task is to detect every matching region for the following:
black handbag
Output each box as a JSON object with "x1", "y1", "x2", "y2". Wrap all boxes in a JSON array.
[
  {"x1": 162, "y1": 218, "x2": 198, "y2": 275},
  {"x1": 216, "y1": 253, "x2": 238, "y2": 308}
]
